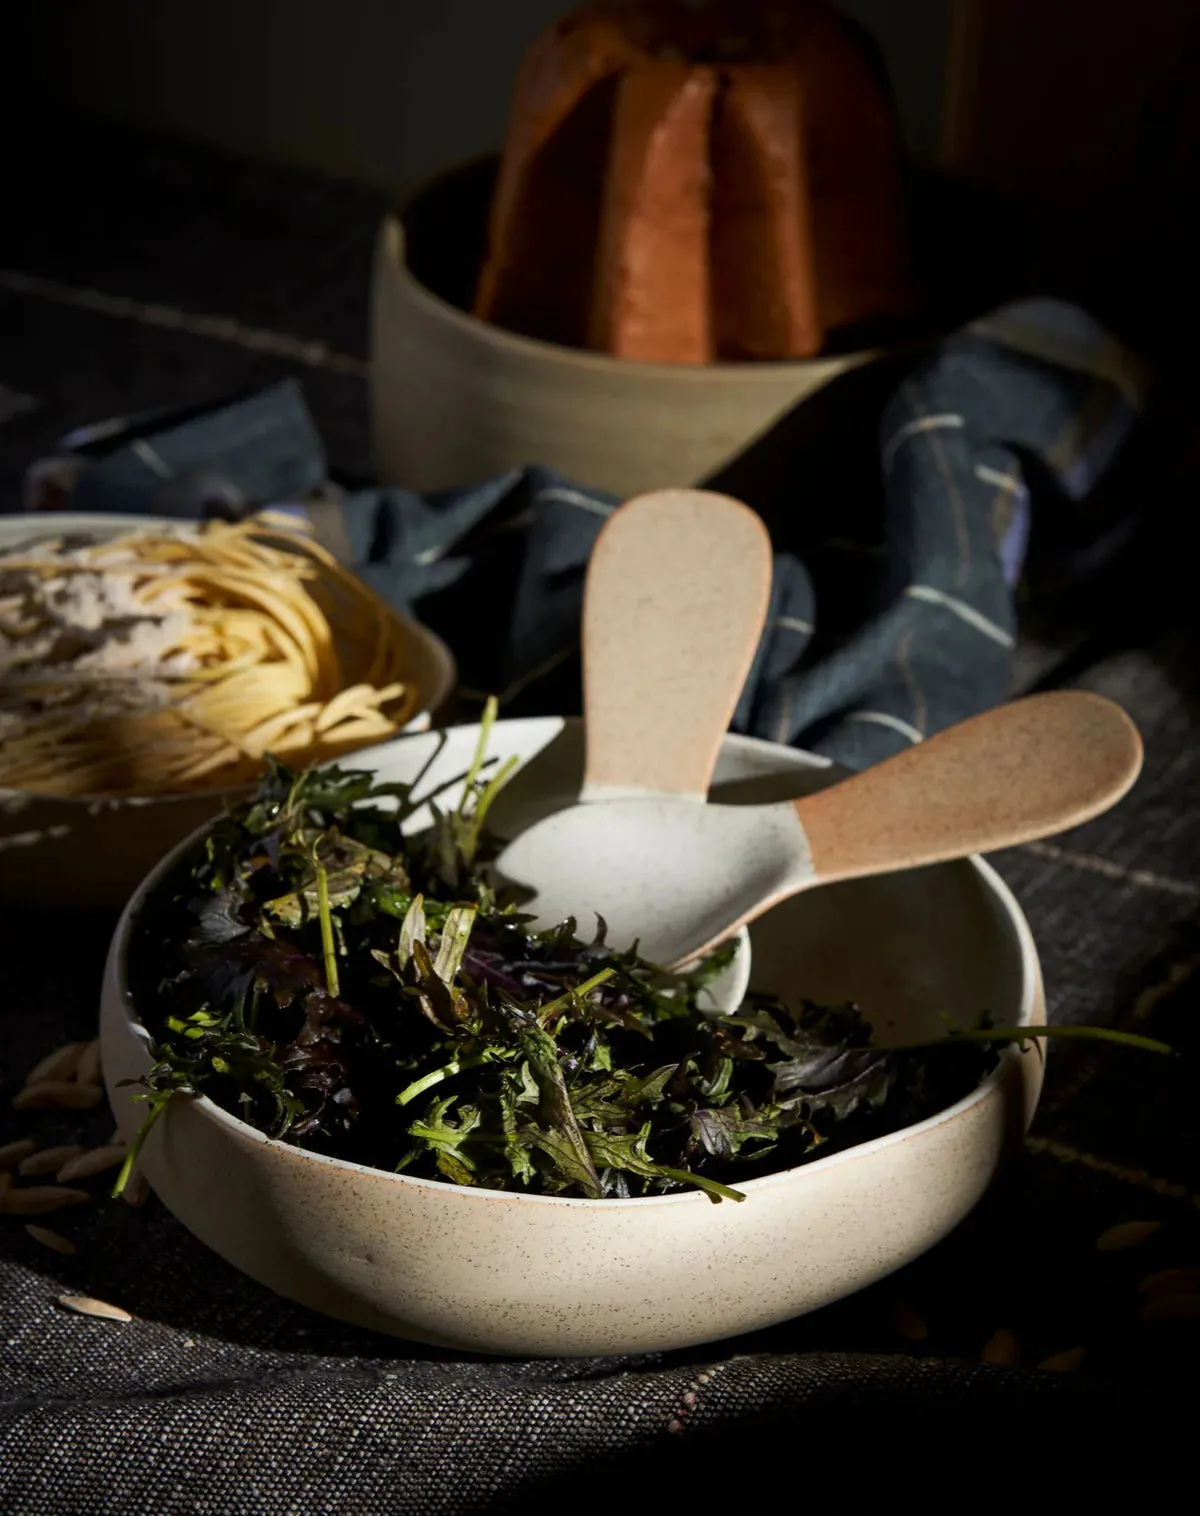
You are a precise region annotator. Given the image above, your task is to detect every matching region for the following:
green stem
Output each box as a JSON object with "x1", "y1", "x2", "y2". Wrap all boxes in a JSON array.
[
  {"x1": 889, "y1": 1024, "x2": 1173, "y2": 1057},
  {"x1": 654, "y1": 1165, "x2": 746, "y2": 1204},
  {"x1": 462, "y1": 755, "x2": 519, "y2": 864},
  {"x1": 396, "y1": 1051, "x2": 496, "y2": 1107},
  {"x1": 110, "y1": 1091, "x2": 172, "y2": 1199},
  {"x1": 315, "y1": 861, "x2": 339, "y2": 998},
  {"x1": 458, "y1": 695, "x2": 499, "y2": 816},
  {"x1": 535, "y1": 967, "x2": 616, "y2": 1027},
  {"x1": 394, "y1": 757, "x2": 500, "y2": 827}
]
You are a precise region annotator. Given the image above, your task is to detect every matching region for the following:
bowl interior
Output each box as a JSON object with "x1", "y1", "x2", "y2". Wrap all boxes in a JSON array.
[
  {"x1": 330, "y1": 717, "x2": 1033, "y2": 1044},
  {"x1": 101, "y1": 715, "x2": 1038, "y2": 1355}
]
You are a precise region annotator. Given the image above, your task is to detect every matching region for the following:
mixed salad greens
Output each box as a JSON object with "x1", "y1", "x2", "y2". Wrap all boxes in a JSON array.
[{"x1": 119, "y1": 703, "x2": 1170, "y2": 1204}]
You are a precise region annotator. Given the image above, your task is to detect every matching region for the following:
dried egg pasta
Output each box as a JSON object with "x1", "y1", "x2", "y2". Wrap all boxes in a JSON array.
[{"x1": 0, "y1": 515, "x2": 418, "y2": 797}]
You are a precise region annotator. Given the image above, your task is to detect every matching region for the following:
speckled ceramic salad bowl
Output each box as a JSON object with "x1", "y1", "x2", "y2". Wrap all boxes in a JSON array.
[{"x1": 100, "y1": 716, "x2": 1045, "y2": 1358}]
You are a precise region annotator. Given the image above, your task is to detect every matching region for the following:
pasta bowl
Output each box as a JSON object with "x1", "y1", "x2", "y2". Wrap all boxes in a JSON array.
[
  {"x1": 0, "y1": 512, "x2": 455, "y2": 912},
  {"x1": 101, "y1": 716, "x2": 1045, "y2": 1357}
]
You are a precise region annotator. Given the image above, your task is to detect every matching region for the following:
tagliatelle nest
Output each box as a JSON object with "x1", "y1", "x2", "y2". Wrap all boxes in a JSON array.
[{"x1": 0, "y1": 514, "x2": 419, "y2": 797}]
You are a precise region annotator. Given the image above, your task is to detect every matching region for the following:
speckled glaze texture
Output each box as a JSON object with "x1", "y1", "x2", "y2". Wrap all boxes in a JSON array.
[
  {"x1": 796, "y1": 690, "x2": 1144, "y2": 883},
  {"x1": 0, "y1": 513, "x2": 455, "y2": 913},
  {"x1": 580, "y1": 486, "x2": 772, "y2": 801},
  {"x1": 101, "y1": 718, "x2": 1046, "y2": 1358},
  {"x1": 499, "y1": 690, "x2": 1143, "y2": 975},
  {"x1": 574, "y1": 485, "x2": 764, "y2": 1009}
]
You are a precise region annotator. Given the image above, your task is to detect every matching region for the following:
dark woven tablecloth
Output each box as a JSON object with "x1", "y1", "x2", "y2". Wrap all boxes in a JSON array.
[{"x1": 3, "y1": 118, "x2": 1200, "y2": 1511}]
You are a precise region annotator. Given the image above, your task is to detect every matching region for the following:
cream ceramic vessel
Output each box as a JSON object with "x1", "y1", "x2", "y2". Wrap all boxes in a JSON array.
[
  {"x1": 370, "y1": 196, "x2": 872, "y2": 498},
  {"x1": 101, "y1": 717, "x2": 1045, "y2": 1357}
]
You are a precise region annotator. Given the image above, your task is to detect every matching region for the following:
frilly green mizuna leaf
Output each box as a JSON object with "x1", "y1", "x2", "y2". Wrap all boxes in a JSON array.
[{"x1": 117, "y1": 700, "x2": 1172, "y2": 1203}]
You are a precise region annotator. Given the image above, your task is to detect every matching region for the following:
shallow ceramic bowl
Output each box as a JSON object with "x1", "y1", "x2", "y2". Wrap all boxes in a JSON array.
[
  {"x1": 101, "y1": 717, "x2": 1045, "y2": 1357},
  {"x1": 0, "y1": 512, "x2": 455, "y2": 912}
]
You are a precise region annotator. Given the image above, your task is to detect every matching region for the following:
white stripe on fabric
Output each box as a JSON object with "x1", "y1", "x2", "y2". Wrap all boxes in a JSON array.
[
  {"x1": 775, "y1": 615, "x2": 814, "y2": 635},
  {"x1": 131, "y1": 439, "x2": 174, "y2": 478},
  {"x1": 905, "y1": 584, "x2": 1015, "y2": 649},
  {"x1": 536, "y1": 486, "x2": 613, "y2": 517},
  {"x1": 1024, "y1": 841, "x2": 1200, "y2": 899},
  {"x1": 882, "y1": 413, "x2": 965, "y2": 471},
  {"x1": 845, "y1": 710, "x2": 924, "y2": 744},
  {"x1": 0, "y1": 269, "x2": 369, "y2": 377},
  {"x1": 974, "y1": 463, "x2": 1025, "y2": 496}
]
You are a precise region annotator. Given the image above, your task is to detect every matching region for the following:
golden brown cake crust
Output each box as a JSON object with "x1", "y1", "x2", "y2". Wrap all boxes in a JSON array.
[
  {"x1": 590, "y1": 61, "x2": 717, "y2": 364},
  {"x1": 710, "y1": 65, "x2": 820, "y2": 362},
  {"x1": 474, "y1": 0, "x2": 913, "y2": 364}
]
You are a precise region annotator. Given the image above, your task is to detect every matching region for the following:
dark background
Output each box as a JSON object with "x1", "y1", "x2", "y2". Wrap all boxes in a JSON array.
[
  {"x1": 1, "y1": 1, "x2": 950, "y2": 190},
  {"x1": 5, "y1": 0, "x2": 1200, "y2": 368}
]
